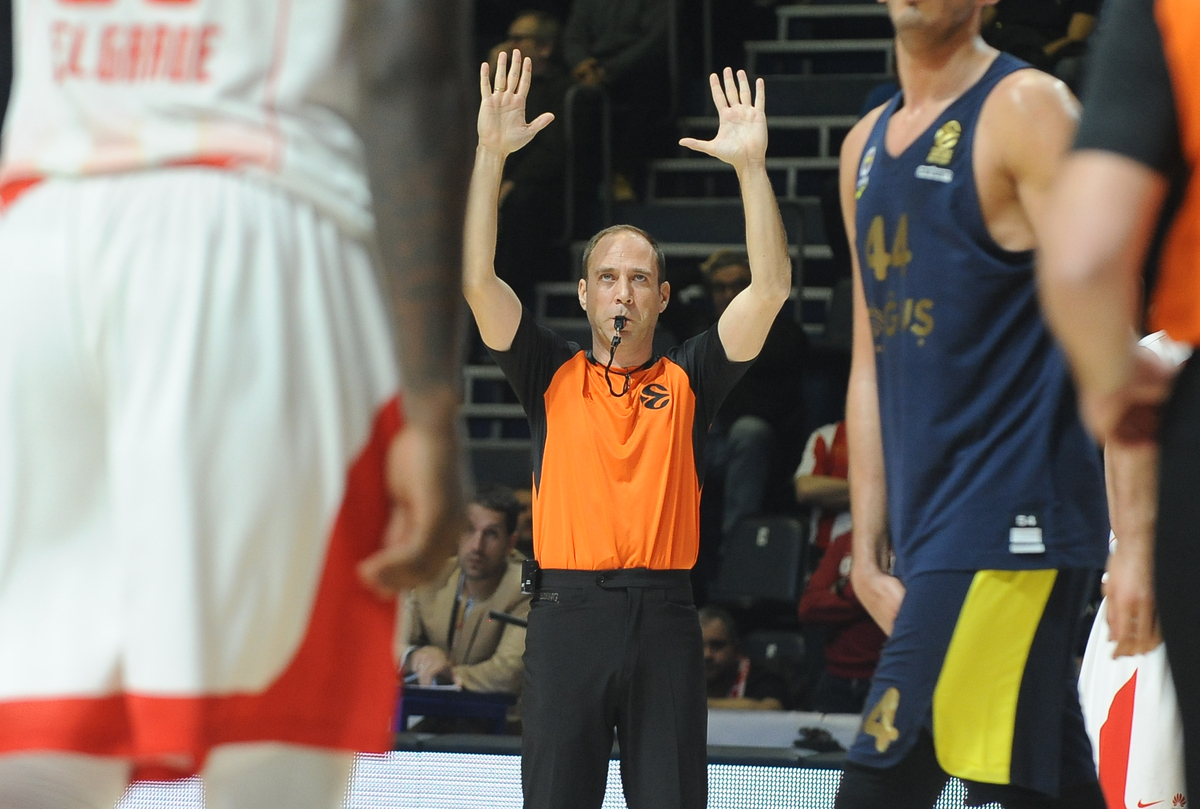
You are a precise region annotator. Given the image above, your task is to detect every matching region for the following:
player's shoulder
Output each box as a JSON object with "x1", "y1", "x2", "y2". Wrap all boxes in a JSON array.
[
  {"x1": 984, "y1": 67, "x2": 1079, "y2": 131},
  {"x1": 840, "y1": 102, "x2": 888, "y2": 167},
  {"x1": 979, "y1": 66, "x2": 1080, "y2": 169}
]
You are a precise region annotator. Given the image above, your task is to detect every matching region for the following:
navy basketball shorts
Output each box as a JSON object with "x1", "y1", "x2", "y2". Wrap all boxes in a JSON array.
[{"x1": 847, "y1": 568, "x2": 1099, "y2": 798}]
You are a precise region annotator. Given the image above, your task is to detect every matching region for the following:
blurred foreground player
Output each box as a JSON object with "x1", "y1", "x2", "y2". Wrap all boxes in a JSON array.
[
  {"x1": 836, "y1": 0, "x2": 1108, "y2": 806},
  {"x1": 463, "y1": 53, "x2": 791, "y2": 809},
  {"x1": 1039, "y1": 0, "x2": 1200, "y2": 799},
  {"x1": 0, "y1": 1, "x2": 471, "y2": 807}
]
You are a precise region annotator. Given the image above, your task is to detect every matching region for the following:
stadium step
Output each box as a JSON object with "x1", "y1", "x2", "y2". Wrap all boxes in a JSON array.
[
  {"x1": 751, "y1": 74, "x2": 892, "y2": 117},
  {"x1": 646, "y1": 156, "x2": 838, "y2": 204},
  {"x1": 677, "y1": 114, "x2": 857, "y2": 160},
  {"x1": 747, "y1": 38, "x2": 895, "y2": 76},
  {"x1": 774, "y1": 4, "x2": 892, "y2": 42}
]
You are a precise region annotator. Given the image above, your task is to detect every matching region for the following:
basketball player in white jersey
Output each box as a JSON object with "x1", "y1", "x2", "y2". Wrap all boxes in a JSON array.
[
  {"x1": 0, "y1": 1, "x2": 471, "y2": 807},
  {"x1": 1078, "y1": 332, "x2": 1190, "y2": 809}
]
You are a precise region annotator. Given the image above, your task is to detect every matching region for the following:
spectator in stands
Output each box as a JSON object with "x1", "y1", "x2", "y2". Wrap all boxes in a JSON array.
[
  {"x1": 562, "y1": 0, "x2": 671, "y2": 201},
  {"x1": 401, "y1": 484, "x2": 531, "y2": 699},
  {"x1": 794, "y1": 420, "x2": 850, "y2": 560},
  {"x1": 982, "y1": 0, "x2": 1098, "y2": 87},
  {"x1": 797, "y1": 523, "x2": 886, "y2": 714},
  {"x1": 703, "y1": 250, "x2": 808, "y2": 544},
  {"x1": 700, "y1": 606, "x2": 789, "y2": 710},
  {"x1": 794, "y1": 419, "x2": 886, "y2": 714},
  {"x1": 489, "y1": 11, "x2": 572, "y2": 307},
  {"x1": 513, "y1": 486, "x2": 534, "y2": 559}
]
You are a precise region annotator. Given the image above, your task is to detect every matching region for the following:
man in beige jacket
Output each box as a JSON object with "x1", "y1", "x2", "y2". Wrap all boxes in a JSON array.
[{"x1": 401, "y1": 484, "x2": 531, "y2": 695}]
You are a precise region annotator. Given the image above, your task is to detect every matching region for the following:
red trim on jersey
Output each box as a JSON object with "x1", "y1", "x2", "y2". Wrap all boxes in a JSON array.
[
  {"x1": 163, "y1": 154, "x2": 244, "y2": 170},
  {"x1": 0, "y1": 396, "x2": 404, "y2": 779},
  {"x1": 0, "y1": 177, "x2": 43, "y2": 211},
  {"x1": 1, "y1": 157, "x2": 245, "y2": 214},
  {"x1": 1098, "y1": 670, "x2": 1138, "y2": 809}
]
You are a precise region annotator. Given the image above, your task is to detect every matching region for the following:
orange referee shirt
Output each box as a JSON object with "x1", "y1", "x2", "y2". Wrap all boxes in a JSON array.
[
  {"x1": 1152, "y1": 0, "x2": 1200, "y2": 343},
  {"x1": 491, "y1": 310, "x2": 752, "y2": 571}
]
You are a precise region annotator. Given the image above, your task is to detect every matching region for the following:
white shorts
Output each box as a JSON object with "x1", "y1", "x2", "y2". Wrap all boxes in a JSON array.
[
  {"x1": 1079, "y1": 598, "x2": 1188, "y2": 809},
  {"x1": 0, "y1": 169, "x2": 403, "y2": 777}
]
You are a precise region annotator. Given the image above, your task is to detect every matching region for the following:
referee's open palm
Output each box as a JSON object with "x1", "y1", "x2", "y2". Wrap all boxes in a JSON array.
[
  {"x1": 680, "y1": 68, "x2": 768, "y2": 173},
  {"x1": 477, "y1": 49, "x2": 554, "y2": 157}
]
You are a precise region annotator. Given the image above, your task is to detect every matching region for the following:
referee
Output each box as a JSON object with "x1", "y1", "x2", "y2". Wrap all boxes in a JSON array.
[{"x1": 462, "y1": 52, "x2": 792, "y2": 808}]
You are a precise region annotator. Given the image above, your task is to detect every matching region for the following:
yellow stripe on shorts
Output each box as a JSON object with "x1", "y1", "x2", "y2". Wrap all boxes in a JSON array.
[{"x1": 931, "y1": 569, "x2": 1057, "y2": 784}]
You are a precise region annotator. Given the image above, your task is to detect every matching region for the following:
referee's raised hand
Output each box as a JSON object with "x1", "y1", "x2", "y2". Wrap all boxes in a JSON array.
[
  {"x1": 679, "y1": 67, "x2": 768, "y2": 174},
  {"x1": 477, "y1": 49, "x2": 555, "y2": 158}
]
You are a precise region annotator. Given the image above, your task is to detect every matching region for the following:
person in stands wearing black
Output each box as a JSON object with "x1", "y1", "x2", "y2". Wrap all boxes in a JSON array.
[
  {"x1": 700, "y1": 606, "x2": 789, "y2": 710},
  {"x1": 562, "y1": 0, "x2": 670, "y2": 200},
  {"x1": 489, "y1": 11, "x2": 572, "y2": 307},
  {"x1": 981, "y1": 0, "x2": 1098, "y2": 81}
]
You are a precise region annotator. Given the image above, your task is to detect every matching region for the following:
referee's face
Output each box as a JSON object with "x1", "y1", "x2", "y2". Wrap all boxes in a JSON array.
[{"x1": 579, "y1": 231, "x2": 669, "y2": 355}]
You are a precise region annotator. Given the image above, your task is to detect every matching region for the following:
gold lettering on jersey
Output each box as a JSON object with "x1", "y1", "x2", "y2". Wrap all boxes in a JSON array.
[
  {"x1": 863, "y1": 687, "x2": 901, "y2": 753},
  {"x1": 863, "y1": 214, "x2": 935, "y2": 349},
  {"x1": 926, "y1": 120, "x2": 962, "y2": 166},
  {"x1": 864, "y1": 214, "x2": 911, "y2": 283},
  {"x1": 51, "y1": 20, "x2": 221, "y2": 84},
  {"x1": 869, "y1": 293, "x2": 935, "y2": 347}
]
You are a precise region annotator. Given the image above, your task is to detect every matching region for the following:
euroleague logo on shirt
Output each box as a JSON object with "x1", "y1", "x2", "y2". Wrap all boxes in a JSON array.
[{"x1": 640, "y1": 384, "x2": 670, "y2": 410}]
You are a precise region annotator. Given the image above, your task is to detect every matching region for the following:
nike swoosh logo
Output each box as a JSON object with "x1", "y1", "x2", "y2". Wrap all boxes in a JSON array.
[{"x1": 1138, "y1": 800, "x2": 1164, "y2": 807}]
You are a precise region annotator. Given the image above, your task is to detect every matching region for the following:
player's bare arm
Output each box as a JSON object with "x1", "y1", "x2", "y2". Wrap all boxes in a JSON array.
[
  {"x1": 839, "y1": 108, "x2": 906, "y2": 635},
  {"x1": 975, "y1": 69, "x2": 1078, "y2": 253},
  {"x1": 680, "y1": 68, "x2": 791, "y2": 362},
  {"x1": 462, "y1": 50, "x2": 555, "y2": 351},
  {"x1": 1039, "y1": 152, "x2": 1174, "y2": 444},
  {"x1": 1104, "y1": 428, "x2": 1162, "y2": 657},
  {"x1": 353, "y1": 0, "x2": 472, "y2": 595}
]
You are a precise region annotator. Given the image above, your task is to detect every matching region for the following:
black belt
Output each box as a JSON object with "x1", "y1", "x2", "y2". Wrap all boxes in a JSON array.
[{"x1": 538, "y1": 568, "x2": 691, "y2": 590}]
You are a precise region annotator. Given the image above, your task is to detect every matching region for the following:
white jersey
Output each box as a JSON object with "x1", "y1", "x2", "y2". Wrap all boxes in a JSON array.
[
  {"x1": 1076, "y1": 331, "x2": 1192, "y2": 809},
  {"x1": 0, "y1": 0, "x2": 372, "y2": 235},
  {"x1": 1079, "y1": 598, "x2": 1188, "y2": 809}
]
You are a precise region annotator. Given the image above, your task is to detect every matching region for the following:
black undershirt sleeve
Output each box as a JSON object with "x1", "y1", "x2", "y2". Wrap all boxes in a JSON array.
[
  {"x1": 488, "y1": 308, "x2": 577, "y2": 419},
  {"x1": 666, "y1": 325, "x2": 753, "y2": 430},
  {"x1": 1075, "y1": 0, "x2": 1180, "y2": 174}
]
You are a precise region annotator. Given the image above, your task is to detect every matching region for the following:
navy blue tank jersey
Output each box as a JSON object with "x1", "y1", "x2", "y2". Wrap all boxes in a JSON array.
[{"x1": 853, "y1": 53, "x2": 1107, "y2": 577}]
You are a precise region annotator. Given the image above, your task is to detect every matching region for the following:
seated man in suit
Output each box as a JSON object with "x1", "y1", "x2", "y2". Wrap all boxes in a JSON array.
[{"x1": 401, "y1": 483, "x2": 531, "y2": 701}]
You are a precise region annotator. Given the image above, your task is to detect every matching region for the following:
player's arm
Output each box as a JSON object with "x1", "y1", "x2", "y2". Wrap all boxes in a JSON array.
[
  {"x1": 839, "y1": 108, "x2": 905, "y2": 635},
  {"x1": 983, "y1": 70, "x2": 1081, "y2": 254},
  {"x1": 794, "y1": 475, "x2": 850, "y2": 510},
  {"x1": 352, "y1": 0, "x2": 472, "y2": 594},
  {"x1": 994, "y1": 73, "x2": 1171, "y2": 444},
  {"x1": 1104, "y1": 427, "x2": 1161, "y2": 657},
  {"x1": 1040, "y1": 152, "x2": 1173, "y2": 443},
  {"x1": 462, "y1": 50, "x2": 555, "y2": 352},
  {"x1": 1038, "y1": 0, "x2": 1180, "y2": 444},
  {"x1": 680, "y1": 69, "x2": 791, "y2": 362}
]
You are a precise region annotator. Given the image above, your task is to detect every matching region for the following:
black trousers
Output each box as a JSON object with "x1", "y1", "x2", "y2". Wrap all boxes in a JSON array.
[
  {"x1": 1158, "y1": 357, "x2": 1200, "y2": 803},
  {"x1": 520, "y1": 569, "x2": 707, "y2": 809}
]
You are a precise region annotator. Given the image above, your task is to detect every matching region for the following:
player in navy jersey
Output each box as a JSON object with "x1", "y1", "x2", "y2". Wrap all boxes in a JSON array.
[{"x1": 834, "y1": 1, "x2": 1108, "y2": 807}]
